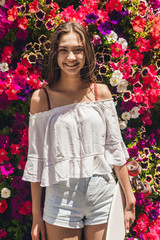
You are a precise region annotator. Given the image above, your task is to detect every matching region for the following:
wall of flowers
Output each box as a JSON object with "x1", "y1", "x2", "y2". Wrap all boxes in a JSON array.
[{"x1": 0, "y1": 0, "x2": 160, "y2": 239}]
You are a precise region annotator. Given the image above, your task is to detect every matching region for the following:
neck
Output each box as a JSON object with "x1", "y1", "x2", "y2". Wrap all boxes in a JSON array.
[{"x1": 55, "y1": 73, "x2": 89, "y2": 92}]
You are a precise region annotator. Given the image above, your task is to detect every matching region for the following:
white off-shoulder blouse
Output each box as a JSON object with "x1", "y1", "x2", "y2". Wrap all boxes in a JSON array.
[{"x1": 22, "y1": 99, "x2": 129, "y2": 187}]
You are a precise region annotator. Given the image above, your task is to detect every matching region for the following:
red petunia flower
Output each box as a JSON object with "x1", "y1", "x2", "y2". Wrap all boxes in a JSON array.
[
  {"x1": 138, "y1": 2, "x2": 147, "y2": 16},
  {"x1": 0, "y1": 149, "x2": 9, "y2": 163},
  {"x1": 10, "y1": 144, "x2": 22, "y2": 155},
  {"x1": 0, "y1": 200, "x2": 8, "y2": 214},
  {"x1": 126, "y1": 49, "x2": 144, "y2": 65},
  {"x1": 15, "y1": 63, "x2": 28, "y2": 77},
  {"x1": 7, "y1": 6, "x2": 18, "y2": 22},
  {"x1": 50, "y1": 2, "x2": 60, "y2": 12},
  {"x1": 20, "y1": 128, "x2": 28, "y2": 147},
  {"x1": 106, "y1": 0, "x2": 123, "y2": 12},
  {"x1": 111, "y1": 43, "x2": 125, "y2": 58},
  {"x1": 0, "y1": 229, "x2": 7, "y2": 238},
  {"x1": 18, "y1": 16, "x2": 28, "y2": 30},
  {"x1": 131, "y1": 16, "x2": 147, "y2": 33},
  {"x1": 1, "y1": 46, "x2": 14, "y2": 64},
  {"x1": 19, "y1": 201, "x2": 32, "y2": 216},
  {"x1": 29, "y1": 0, "x2": 39, "y2": 13},
  {"x1": 5, "y1": 86, "x2": 20, "y2": 100},
  {"x1": 133, "y1": 87, "x2": 144, "y2": 103},
  {"x1": 135, "y1": 36, "x2": 151, "y2": 52}
]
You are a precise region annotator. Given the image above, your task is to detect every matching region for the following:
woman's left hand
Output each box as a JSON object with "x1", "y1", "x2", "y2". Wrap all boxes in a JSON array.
[{"x1": 124, "y1": 203, "x2": 136, "y2": 234}]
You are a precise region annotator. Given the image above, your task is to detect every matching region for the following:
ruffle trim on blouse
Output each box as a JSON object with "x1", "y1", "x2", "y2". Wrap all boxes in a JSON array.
[
  {"x1": 29, "y1": 98, "x2": 113, "y2": 117},
  {"x1": 105, "y1": 141, "x2": 129, "y2": 169},
  {"x1": 23, "y1": 144, "x2": 128, "y2": 187}
]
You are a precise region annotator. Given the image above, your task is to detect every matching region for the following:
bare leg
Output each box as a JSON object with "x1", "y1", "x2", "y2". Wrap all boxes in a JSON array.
[
  {"x1": 45, "y1": 222, "x2": 82, "y2": 240},
  {"x1": 84, "y1": 223, "x2": 108, "y2": 240}
]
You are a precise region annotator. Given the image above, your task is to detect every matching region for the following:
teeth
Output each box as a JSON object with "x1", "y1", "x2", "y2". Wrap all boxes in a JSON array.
[{"x1": 65, "y1": 63, "x2": 77, "y2": 67}]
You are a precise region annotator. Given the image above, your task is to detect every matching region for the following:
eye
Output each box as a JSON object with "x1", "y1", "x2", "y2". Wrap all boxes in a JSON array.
[
  {"x1": 74, "y1": 48, "x2": 83, "y2": 54},
  {"x1": 58, "y1": 49, "x2": 68, "y2": 53}
]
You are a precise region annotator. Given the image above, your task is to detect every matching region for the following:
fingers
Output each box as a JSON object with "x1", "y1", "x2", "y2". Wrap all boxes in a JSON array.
[
  {"x1": 41, "y1": 226, "x2": 46, "y2": 240},
  {"x1": 31, "y1": 226, "x2": 46, "y2": 240},
  {"x1": 124, "y1": 209, "x2": 135, "y2": 234}
]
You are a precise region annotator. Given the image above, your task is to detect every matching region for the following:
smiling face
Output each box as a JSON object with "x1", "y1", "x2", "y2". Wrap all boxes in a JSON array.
[{"x1": 57, "y1": 31, "x2": 85, "y2": 78}]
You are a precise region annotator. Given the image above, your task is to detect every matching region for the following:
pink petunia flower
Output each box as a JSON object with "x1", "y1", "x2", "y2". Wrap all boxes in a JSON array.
[{"x1": 111, "y1": 43, "x2": 125, "y2": 58}]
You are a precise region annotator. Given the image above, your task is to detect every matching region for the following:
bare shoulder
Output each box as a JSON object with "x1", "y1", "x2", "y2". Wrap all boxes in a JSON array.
[
  {"x1": 96, "y1": 83, "x2": 112, "y2": 100},
  {"x1": 30, "y1": 88, "x2": 48, "y2": 114}
]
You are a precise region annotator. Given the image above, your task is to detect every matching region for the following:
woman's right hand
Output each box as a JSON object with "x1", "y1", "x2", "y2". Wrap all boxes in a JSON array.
[{"x1": 31, "y1": 214, "x2": 46, "y2": 240}]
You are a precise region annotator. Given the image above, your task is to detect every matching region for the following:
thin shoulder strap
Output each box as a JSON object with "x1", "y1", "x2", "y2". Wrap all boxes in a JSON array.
[
  {"x1": 43, "y1": 88, "x2": 51, "y2": 110},
  {"x1": 94, "y1": 82, "x2": 98, "y2": 101}
]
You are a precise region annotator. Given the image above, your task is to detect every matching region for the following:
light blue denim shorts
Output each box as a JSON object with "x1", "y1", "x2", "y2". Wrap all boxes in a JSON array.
[{"x1": 43, "y1": 173, "x2": 116, "y2": 228}]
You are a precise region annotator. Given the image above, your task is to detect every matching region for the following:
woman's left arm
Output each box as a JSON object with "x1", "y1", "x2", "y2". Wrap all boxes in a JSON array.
[{"x1": 114, "y1": 164, "x2": 136, "y2": 233}]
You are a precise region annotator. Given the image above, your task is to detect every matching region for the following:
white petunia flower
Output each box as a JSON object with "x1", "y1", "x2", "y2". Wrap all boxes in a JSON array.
[
  {"x1": 0, "y1": 62, "x2": 9, "y2": 72},
  {"x1": 130, "y1": 106, "x2": 140, "y2": 119},
  {"x1": 117, "y1": 79, "x2": 128, "y2": 93},
  {"x1": 117, "y1": 37, "x2": 128, "y2": 50},
  {"x1": 1, "y1": 188, "x2": 11, "y2": 199},
  {"x1": 106, "y1": 31, "x2": 118, "y2": 42},
  {"x1": 0, "y1": 0, "x2": 5, "y2": 6},
  {"x1": 110, "y1": 70, "x2": 123, "y2": 86},
  {"x1": 121, "y1": 111, "x2": 131, "y2": 121},
  {"x1": 119, "y1": 120, "x2": 128, "y2": 130}
]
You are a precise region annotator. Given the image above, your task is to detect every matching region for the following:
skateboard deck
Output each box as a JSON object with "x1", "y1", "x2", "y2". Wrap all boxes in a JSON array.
[{"x1": 106, "y1": 181, "x2": 126, "y2": 240}]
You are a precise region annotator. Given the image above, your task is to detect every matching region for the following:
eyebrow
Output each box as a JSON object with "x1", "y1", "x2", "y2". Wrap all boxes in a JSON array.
[{"x1": 58, "y1": 45, "x2": 83, "y2": 48}]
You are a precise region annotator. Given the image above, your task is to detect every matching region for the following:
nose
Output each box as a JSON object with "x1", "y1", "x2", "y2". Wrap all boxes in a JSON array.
[{"x1": 67, "y1": 51, "x2": 76, "y2": 60}]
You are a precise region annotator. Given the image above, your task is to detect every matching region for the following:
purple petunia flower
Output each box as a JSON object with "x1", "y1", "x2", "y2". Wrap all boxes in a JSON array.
[
  {"x1": 139, "y1": 233, "x2": 144, "y2": 240},
  {"x1": 85, "y1": 13, "x2": 99, "y2": 24},
  {"x1": 109, "y1": 9, "x2": 129, "y2": 25},
  {"x1": 98, "y1": 21, "x2": 111, "y2": 35},
  {"x1": 148, "y1": 209, "x2": 159, "y2": 220}
]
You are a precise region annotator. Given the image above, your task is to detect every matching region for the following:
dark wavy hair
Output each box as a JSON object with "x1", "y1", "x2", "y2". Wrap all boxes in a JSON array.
[{"x1": 47, "y1": 21, "x2": 96, "y2": 88}]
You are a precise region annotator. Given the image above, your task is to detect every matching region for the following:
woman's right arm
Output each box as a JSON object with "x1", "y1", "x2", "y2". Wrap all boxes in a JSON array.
[
  {"x1": 31, "y1": 182, "x2": 46, "y2": 240},
  {"x1": 29, "y1": 89, "x2": 48, "y2": 240}
]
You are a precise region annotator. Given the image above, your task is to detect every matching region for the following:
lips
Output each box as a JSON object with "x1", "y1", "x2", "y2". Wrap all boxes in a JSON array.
[{"x1": 64, "y1": 63, "x2": 79, "y2": 67}]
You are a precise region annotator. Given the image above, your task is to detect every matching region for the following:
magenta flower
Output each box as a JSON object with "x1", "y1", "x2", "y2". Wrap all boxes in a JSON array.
[
  {"x1": 0, "y1": 135, "x2": 10, "y2": 148},
  {"x1": 12, "y1": 176, "x2": 25, "y2": 189},
  {"x1": 121, "y1": 100, "x2": 136, "y2": 111},
  {"x1": 135, "y1": 192, "x2": 145, "y2": 206},
  {"x1": 12, "y1": 75, "x2": 26, "y2": 89},
  {"x1": 0, "y1": 162, "x2": 15, "y2": 176},
  {"x1": 127, "y1": 146, "x2": 139, "y2": 158},
  {"x1": 92, "y1": 35, "x2": 102, "y2": 46},
  {"x1": 16, "y1": 29, "x2": 28, "y2": 40},
  {"x1": 125, "y1": 128, "x2": 137, "y2": 140},
  {"x1": 11, "y1": 198, "x2": 22, "y2": 220}
]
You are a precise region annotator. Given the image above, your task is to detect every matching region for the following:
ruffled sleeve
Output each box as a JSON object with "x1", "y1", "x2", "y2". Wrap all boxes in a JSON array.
[
  {"x1": 22, "y1": 113, "x2": 47, "y2": 183},
  {"x1": 102, "y1": 100, "x2": 129, "y2": 168}
]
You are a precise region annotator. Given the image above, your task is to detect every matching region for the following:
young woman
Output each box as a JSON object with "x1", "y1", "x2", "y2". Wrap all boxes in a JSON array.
[{"x1": 23, "y1": 21, "x2": 135, "y2": 240}]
